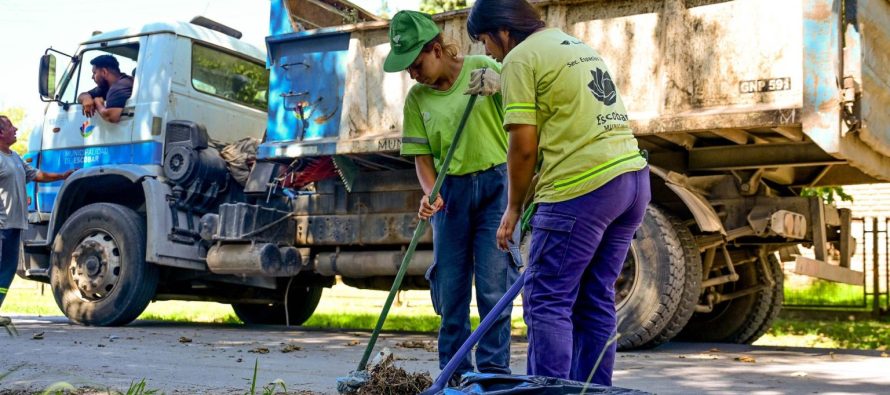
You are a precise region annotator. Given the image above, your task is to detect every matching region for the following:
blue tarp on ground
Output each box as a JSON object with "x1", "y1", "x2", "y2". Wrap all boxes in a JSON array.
[{"x1": 436, "y1": 373, "x2": 651, "y2": 395}]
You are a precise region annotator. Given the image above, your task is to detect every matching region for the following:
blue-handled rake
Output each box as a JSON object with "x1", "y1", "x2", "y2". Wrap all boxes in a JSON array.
[{"x1": 420, "y1": 264, "x2": 526, "y2": 395}]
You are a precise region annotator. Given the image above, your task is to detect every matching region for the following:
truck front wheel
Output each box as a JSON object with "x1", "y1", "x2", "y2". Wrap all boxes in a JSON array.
[
  {"x1": 232, "y1": 285, "x2": 323, "y2": 326},
  {"x1": 50, "y1": 203, "x2": 158, "y2": 326}
]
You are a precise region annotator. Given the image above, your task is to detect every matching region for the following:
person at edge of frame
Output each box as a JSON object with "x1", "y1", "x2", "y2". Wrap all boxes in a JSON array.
[{"x1": 0, "y1": 115, "x2": 75, "y2": 328}]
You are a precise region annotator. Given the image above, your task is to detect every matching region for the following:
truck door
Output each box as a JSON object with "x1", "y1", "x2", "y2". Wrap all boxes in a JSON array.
[{"x1": 38, "y1": 42, "x2": 139, "y2": 211}]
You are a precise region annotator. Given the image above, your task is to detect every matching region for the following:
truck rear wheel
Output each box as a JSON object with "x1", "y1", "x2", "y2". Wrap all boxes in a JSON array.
[
  {"x1": 616, "y1": 206, "x2": 694, "y2": 350},
  {"x1": 232, "y1": 285, "x2": 323, "y2": 326},
  {"x1": 638, "y1": 215, "x2": 702, "y2": 348},
  {"x1": 677, "y1": 249, "x2": 778, "y2": 343},
  {"x1": 737, "y1": 254, "x2": 783, "y2": 344},
  {"x1": 50, "y1": 203, "x2": 158, "y2": 326}
]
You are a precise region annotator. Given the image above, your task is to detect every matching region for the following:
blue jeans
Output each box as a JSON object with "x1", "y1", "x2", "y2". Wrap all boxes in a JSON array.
[
  {"x1": 0, "y1": 228, "x2": 22, "y2": 309},
  {"x1": 524, "y1": 168, "x2": 650, "y2": 385},
  {"x1": 428, "y1": 164, "x2": 520, "y2": 377}
]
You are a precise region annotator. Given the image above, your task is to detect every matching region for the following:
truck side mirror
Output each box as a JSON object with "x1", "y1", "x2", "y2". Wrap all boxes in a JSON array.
[{"x1": 39, "y1": 54, "x2": 57, "y2": 101}]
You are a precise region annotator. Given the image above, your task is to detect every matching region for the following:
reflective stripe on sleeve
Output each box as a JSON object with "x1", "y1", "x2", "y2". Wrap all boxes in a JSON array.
[{"x1": 505, "y1": 102, "x2": 536, "y2": 113}]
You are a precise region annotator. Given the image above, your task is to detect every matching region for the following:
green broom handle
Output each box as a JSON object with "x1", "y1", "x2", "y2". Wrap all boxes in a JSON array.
[
  {"x1": 357, "y1": 94, "x2": 478, "y2": 371},
  {"x1": 425, "y1": 94, "x2": 478, "y2": 205}
]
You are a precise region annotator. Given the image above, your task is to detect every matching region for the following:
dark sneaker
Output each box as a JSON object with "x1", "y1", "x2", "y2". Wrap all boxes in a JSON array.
[
  {"x1": 447, "y1": 373, "x2": 463, "y2": 388},
  {"x1": 0, "y1": 316, "x2": 11, "y2": 326}
]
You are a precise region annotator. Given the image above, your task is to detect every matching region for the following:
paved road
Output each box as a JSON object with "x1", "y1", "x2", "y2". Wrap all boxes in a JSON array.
[{"x1": 2, "y1": 315, "x2": 888, "y2": 394}]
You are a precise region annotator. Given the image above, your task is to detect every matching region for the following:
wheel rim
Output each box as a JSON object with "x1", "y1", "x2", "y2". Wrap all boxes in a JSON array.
[
  {"x1": 68, "y1": 231, "x2": 122, "y2": 301},
  {"x1": 615, "y1": 243, "x2": 640, "y2": 310}
]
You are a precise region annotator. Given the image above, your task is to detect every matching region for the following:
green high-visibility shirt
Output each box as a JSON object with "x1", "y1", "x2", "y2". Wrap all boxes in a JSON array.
[
  {"x1": 501, "y1": 28, "x2": 646, "y2": 203},
  {"x1": 400, "y1": 55, "x2": 507, "y2": 175}
]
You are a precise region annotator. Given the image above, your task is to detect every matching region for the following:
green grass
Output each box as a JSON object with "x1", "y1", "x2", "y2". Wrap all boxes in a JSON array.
[
  {"x1": 0, "y1": 279, "x2": 526, "y2": 334},
  {"x1": 304, "y1": 311, "x2": 528, "y2": 335},
  {"x1": 0, "y1": 279, "x2": 244, "y2": 324},
  {"x1": 756, "y1": 317, "x2": 890, "y2": 350},
  {"x1": 5, "y1": 278, "x2": 889, "y2": 351},
  {"x1": 305, "y1": 311, "x2": 443, "y2": 332},
  {"x1": 140, "y1": 301, "x2": 241, "y2": 324},
  {"x1": 783, "y1": 279, "x2": 872, "y2": 307},
  {"x1": 0, "y1": 282, "x2": 64, "y2": 316}
]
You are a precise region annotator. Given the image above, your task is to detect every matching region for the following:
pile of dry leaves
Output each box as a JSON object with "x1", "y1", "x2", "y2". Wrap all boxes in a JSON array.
[{"x1": 355, "y1": 353, "x2": 432, "y2": 395}]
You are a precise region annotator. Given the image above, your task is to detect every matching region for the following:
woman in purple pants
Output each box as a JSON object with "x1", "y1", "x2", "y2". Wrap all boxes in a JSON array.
[{"x1": 468, "y1": 0, "x2": 651, "y2": 386}]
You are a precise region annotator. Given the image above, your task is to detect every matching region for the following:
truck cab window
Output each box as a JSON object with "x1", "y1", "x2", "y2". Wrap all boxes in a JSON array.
[
  {"x1": 58, "y1": 44, "x2": 139, "y2": 104},
  {"x1": 191, "y1": 43, "x2": 269, "y2": 110}
]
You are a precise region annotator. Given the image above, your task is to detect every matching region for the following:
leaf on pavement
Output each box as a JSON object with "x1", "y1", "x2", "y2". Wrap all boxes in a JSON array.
[
  {"x1": 178, "y1": 336, "x2": 192, "y2": 343},
  {"x1": 395, "y1": 340, "x2": 436, "y2": 352},
  {"x1": 734, "y1": 355, "x2": 756, "y2": 363},
  {"x1": 281, "y1": 344, "x2": 302, "y2": 353}
]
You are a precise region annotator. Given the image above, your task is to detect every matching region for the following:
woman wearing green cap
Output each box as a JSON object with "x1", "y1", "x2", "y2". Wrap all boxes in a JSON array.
[{"x1": 384, "y1": 10, "x2": 519, "y2": 383}]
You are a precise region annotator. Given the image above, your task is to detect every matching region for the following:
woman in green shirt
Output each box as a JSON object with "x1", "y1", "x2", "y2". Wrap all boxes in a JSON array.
[
  {"x1": 383, "y1": 10, "x2": 519, "y2": 384},
  {"x1": 467, "y1": 0, "x2": 651, "y2": 386}
]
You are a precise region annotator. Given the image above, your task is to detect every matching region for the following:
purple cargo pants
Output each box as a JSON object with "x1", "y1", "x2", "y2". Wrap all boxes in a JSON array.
[{"x1": 524, "y1": 167, "x2": 650, "y2": 386}]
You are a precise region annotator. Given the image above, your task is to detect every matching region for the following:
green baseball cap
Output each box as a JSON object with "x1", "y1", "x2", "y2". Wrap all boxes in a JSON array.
[{"x1": 383, "y1": 11, "x2": 440, "y2": 73}]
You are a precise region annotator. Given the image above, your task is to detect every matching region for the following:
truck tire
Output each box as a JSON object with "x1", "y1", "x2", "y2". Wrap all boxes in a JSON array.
[
  {"x1": 50, "y1": 203, "x2": 158, "y2": 326},
  {"x1": 738, "y1": 254, "x2": 783, "y2": 344},
  {"x1": 616, "y1": 206, "x2": 689, "y2": 350},
  {"x1": 676, "y1": 249, "x2": 774, "y2": 343},
  {"x1": 638, "y1": 216, "x2": 702, "y2": 348},
  {"x1": 232, "y1": 285, "x2": 323, "y2": 326}
]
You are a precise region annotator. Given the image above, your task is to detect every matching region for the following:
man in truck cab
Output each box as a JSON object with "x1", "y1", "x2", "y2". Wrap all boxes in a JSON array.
[
  {"x1": 77, "y1": 54, "x2": 133, "y2": 124},
  {"x1": 0, "y1": 115, "x2": 73, "y2": 329}
]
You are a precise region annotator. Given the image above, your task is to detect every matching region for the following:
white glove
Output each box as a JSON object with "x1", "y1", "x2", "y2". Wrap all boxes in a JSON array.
[{"x1": 465, "y1": 67, "x2": 501, "y2": 96}]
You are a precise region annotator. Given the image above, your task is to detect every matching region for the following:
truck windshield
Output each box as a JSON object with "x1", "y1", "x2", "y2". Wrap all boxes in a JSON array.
[
  {"x1": 191, "y1": 43, "x2": 269, "y2": 111},
  {"x1": 58, "y1": 44, "x2": 139, "y2": 104}
]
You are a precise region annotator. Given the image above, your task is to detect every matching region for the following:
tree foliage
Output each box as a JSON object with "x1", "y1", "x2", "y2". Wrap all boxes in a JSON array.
[
  {"x1": 378, "y1": 0, "x2": 392, "y2": 19},
  {"x1": 192, "y1": 46, "x2": 268, "y2": 110},
  {"x1": 420, "y1": 0, "x2": 468, "y2": 14},
  {"x1": 0, "y1": 107, "x2": 31, "y2": 155},
  {"x1": 10, "y1": 137, "x2": 29, "y2": 156},
  {"x1": 801, "y1": 186, "x2": 853, "y2": 204},
  {"x1": 2, "y1": 107, "x2": 26, "y2": 126}
]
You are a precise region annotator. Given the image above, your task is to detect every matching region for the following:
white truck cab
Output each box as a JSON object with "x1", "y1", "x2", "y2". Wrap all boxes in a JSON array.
[
  {"x1": 25, "y1": 19, "x2": 276, "y2": 326},
  {"x1": 36, "y1": 20, "x2": 267, "y2": 211}
]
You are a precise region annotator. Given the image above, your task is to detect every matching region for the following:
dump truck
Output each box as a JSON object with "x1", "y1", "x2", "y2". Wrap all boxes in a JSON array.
[{"x1": 25, "y1": 0, "x2": 890, "y2": 349}]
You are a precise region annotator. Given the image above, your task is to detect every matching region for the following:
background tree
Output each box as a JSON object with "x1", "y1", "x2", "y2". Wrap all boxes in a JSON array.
[
  {"x1": 420, "y1": 0, "x2": 468, "y2": 14},
  {"x1": 1, "y1": 107, "x2": 31, "y2": 155},
  {"x1": 378, "y1": 0, "x2": 392, "y2": 19},
  {"x1": 801, "y1": 186, "x2": 853, "y2": 204}
]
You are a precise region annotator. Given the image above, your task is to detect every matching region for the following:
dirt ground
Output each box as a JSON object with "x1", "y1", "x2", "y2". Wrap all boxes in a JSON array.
[{"x1": 2, "y1": 315, "x2": 889, "y2": 394}]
